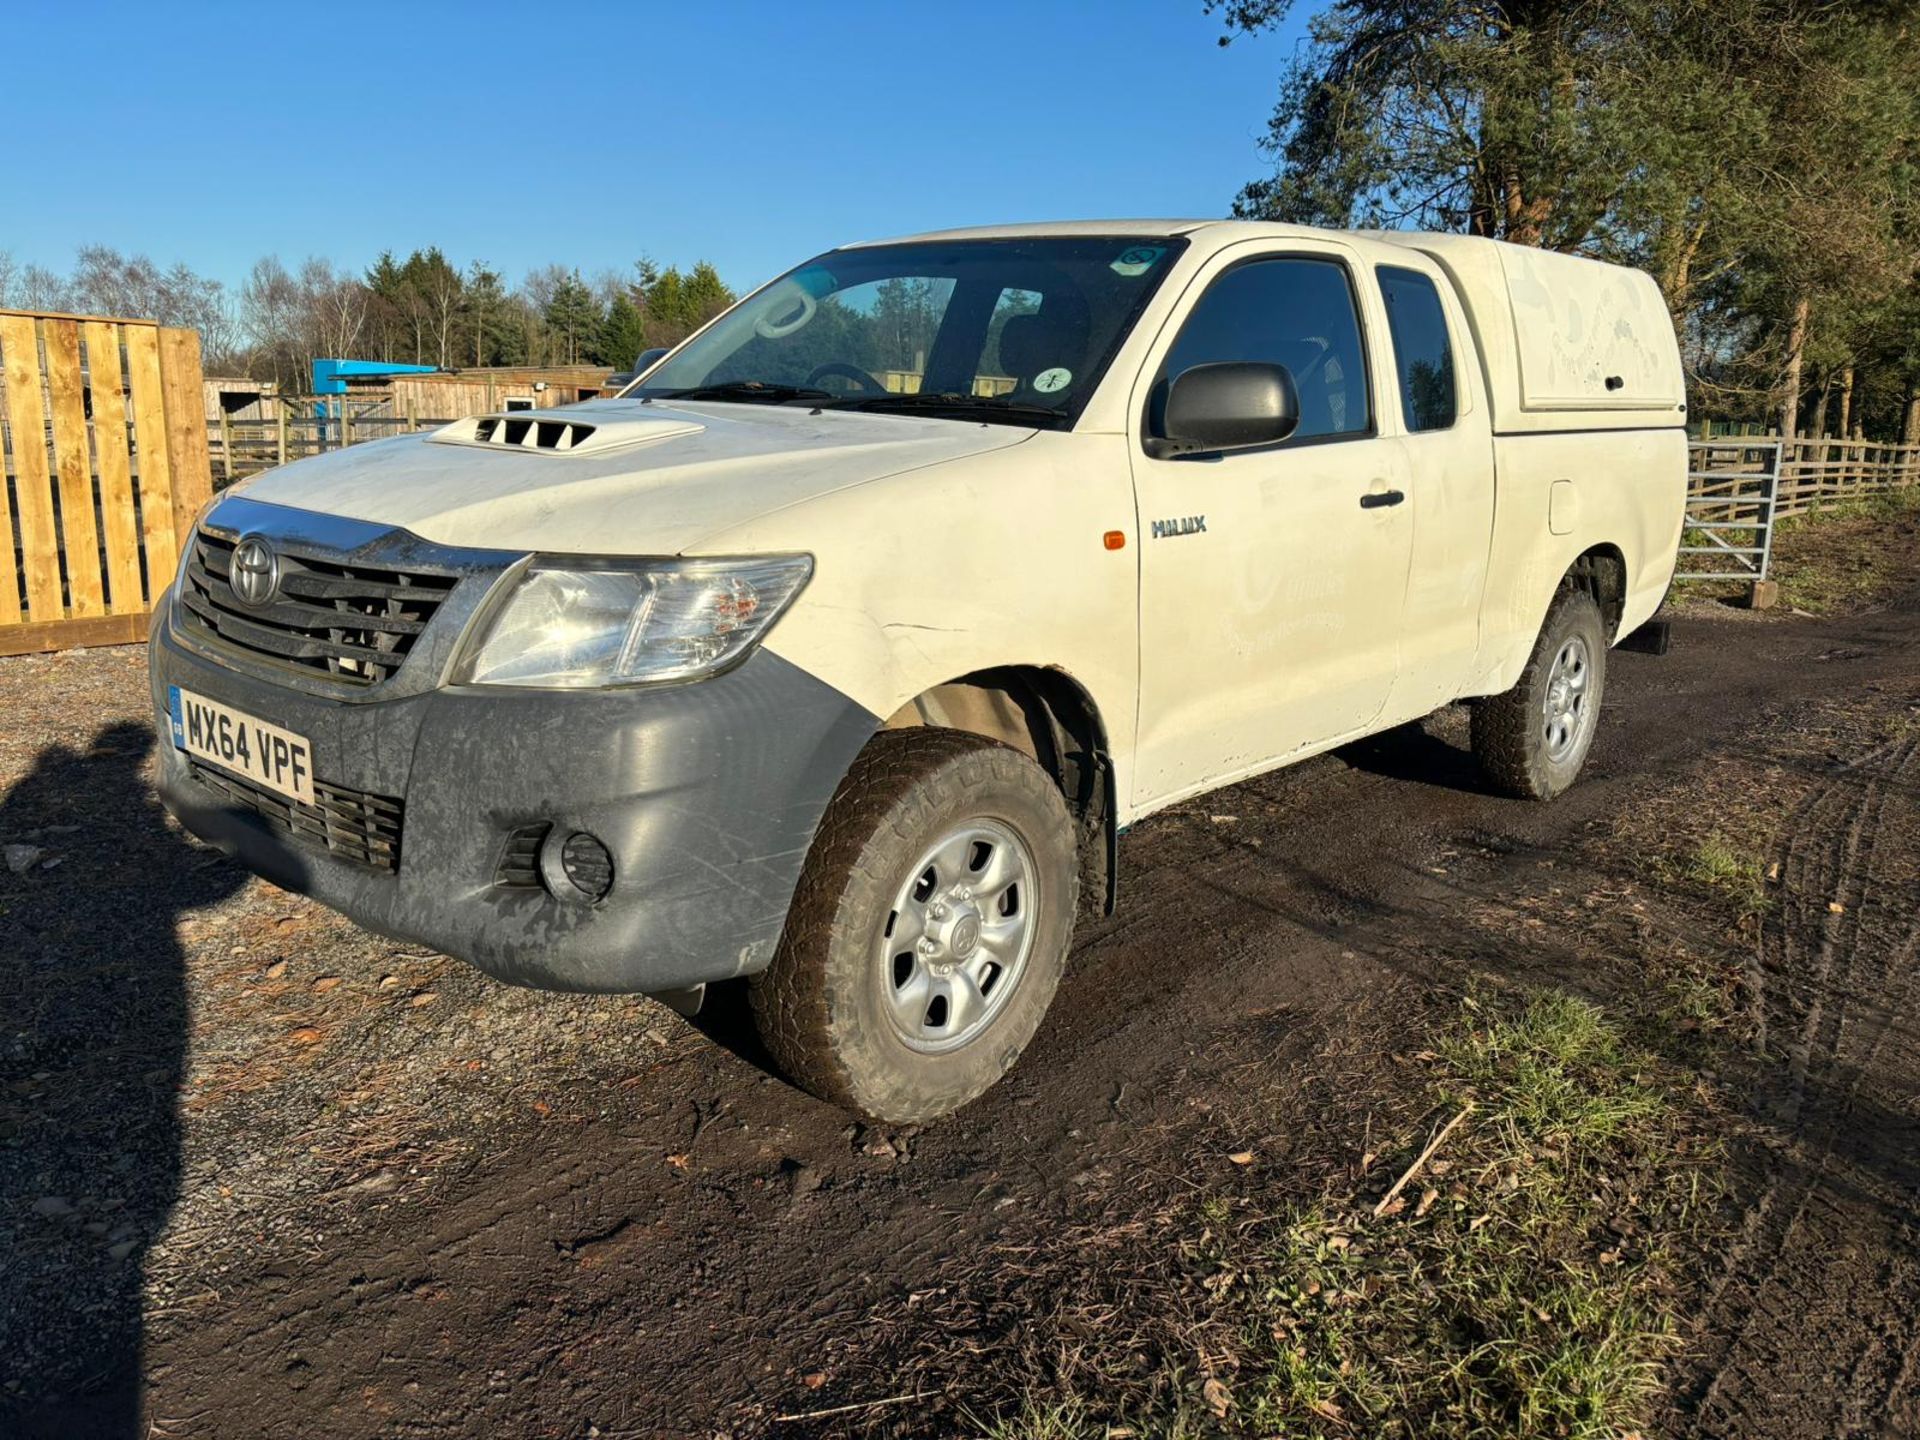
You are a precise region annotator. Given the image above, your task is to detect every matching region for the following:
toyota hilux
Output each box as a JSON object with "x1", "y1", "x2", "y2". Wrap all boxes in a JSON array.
[{"x1": 151, "y1": 221, "x2": 1686, "y2": 1120}]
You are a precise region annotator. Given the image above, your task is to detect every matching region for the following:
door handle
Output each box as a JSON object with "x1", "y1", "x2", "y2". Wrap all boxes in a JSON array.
[{"x1": 1359, "y1": 488, "x2": 1405, "y2": 509}]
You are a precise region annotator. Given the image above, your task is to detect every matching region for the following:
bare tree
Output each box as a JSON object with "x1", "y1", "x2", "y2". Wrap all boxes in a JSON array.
[
  {"x1": 241, "y1": 256, "x2": 302, "y2": 386},
  {"x1": 17, "y1": 265, "x2": 69, "y2": 312},
  {"x1": 300, "y1": 258, "x2": 369, "y2": 361},
  {"x1": 58, "y1": 245, "x2": 238, "y2": 365},
  {"x1": 241, "y1": 256, "x2": 371, "y2": 387},
  {"x1": 521, "y1": 265, "x2": 571, "y2": 365},
  {"x1": 422, "y1": 269, "x2": 461, "y2": 368}
]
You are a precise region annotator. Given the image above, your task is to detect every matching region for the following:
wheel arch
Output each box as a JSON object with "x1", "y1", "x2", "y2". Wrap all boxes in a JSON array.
[
  {"x1": 1566, "y1": 542, "x2": 1629, "y2": 640},
  {"x1": 880, "y1": 664, "x2": 1118, "y2": 915}
]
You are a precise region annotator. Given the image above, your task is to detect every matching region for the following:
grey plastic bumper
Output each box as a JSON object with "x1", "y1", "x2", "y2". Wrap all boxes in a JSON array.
[{"x1": 149, "y1": 610, "x2": 879, "y2": 993}]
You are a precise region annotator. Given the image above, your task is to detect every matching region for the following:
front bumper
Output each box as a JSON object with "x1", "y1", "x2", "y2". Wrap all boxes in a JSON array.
[{"x1": 150, "y1": 608, "x2": 878, "y2": 993}]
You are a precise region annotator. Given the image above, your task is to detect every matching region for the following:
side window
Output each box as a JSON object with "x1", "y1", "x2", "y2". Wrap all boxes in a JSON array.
[
  {"x1": 1159, "y1": 257, "x2": 1372, "y2": 443},
  {"x1": 1377, "y1": 266, "x2": 1457, "y2": 432}
]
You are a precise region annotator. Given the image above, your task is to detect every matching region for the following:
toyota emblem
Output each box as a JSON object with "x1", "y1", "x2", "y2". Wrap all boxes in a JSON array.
[{"x1": 230, "y1": 536, "x2": 279, "y2": 607}]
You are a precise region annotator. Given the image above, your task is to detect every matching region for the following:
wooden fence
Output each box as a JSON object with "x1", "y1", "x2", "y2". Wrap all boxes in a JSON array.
[
  {"x1": 208, "y1": 398, "x2": 444, "y2": 485},
  {"x1": 1769, "y1": 438, "x2": 1920, "y2": 518},
  {"x1": 0, "y1": 309, "x2": 212, "y2": 656}
]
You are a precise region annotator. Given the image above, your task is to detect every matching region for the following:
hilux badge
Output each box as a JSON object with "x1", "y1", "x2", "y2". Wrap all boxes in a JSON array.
[
  {"x1": 1150, "y1": 515, "x2": 1207, "y2": 539},
  {"x1": 230, "y1": 536, "x2": 280, "y2": 607}
]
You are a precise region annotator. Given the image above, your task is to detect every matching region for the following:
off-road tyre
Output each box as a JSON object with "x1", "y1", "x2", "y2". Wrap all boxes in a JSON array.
[
  {"x1": 1472, "y1": 588, "x2": 1608, "y2": 800},
  {"x1": 751, "y1": 728, "x2": 1079, "y2": 1122}
]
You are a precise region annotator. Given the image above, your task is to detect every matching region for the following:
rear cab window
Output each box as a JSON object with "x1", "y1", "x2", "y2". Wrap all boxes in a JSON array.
[{"x1": 1376, "y1": 265, "x2": 1457, "y2": 433}]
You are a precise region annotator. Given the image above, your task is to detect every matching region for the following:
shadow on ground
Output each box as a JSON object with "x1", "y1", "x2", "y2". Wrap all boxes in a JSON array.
[
  {"x1": 0, "y1": 722, "x2": 246, "y2": 1438},
  {"x1": 1337, "y1": 717, "x2": 1491, "y2": 795}
]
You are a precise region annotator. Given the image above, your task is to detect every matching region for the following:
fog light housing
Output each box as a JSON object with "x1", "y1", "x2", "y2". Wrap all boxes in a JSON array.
[{"x1": 541, "y1": 830, "x2": 613, "y2": 902}]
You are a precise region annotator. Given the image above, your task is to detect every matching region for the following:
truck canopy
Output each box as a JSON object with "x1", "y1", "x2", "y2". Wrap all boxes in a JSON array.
[{"x1": 1372, "y1": 232, "x2": 1686, "y2": 436}]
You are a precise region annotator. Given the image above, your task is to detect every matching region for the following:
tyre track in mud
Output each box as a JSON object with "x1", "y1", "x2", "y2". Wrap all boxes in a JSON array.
[{"x1": 1687, "y1": 730, "x2": 1920, "y2": 1439}]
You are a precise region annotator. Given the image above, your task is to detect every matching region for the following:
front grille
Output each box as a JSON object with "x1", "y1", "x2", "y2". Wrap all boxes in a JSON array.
[
  {"x1": 180, "y1": 529, "x2": 458, "y2": 687},
  {"x1": 188, "y1": 760, "x2": 404, "y2": 873}
]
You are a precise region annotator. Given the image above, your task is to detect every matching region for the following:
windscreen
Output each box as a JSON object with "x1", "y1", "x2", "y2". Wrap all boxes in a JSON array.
[{"x1": 633, "y1": 236, "x2": 1188, "y2": 427}]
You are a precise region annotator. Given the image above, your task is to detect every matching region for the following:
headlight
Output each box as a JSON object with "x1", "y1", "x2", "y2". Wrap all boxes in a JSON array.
[{"x1": 458, "y1": 555, "x2": 812, "y2": 689}]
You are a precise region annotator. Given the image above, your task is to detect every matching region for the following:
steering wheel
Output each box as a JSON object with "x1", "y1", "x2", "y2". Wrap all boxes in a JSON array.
[{"x1": 805, "y1": 362, "x2": 890, "y2": 397}]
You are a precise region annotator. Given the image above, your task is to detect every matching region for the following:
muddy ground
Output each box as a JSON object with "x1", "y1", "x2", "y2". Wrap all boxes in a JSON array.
[{"x1": 3, "y1": 512, "x2": 1918, "y2": 1438}]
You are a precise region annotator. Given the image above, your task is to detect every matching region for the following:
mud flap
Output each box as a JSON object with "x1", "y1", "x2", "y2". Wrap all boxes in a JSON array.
[
  {"x1": 649, "y1": 984, "x2": 706, "y2": 1018},
  {"x1": 1077, "y1": 749, "x2": 1118, "y2": 919},
  {"x1": 1617, "y1": 620, "x2": 1672, "y2": 656}
]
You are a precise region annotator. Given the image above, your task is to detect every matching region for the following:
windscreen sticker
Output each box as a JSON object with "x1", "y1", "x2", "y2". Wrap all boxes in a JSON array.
[
  {"x1": 791, "y1": 266, "x2": 838, "y2": 296},
  {"x1": 1033, "y1": 367, "x2": 1072, "y2": 393},
  {"x1": 1110, "y1": 245, "x2": 1166, "y2": 277}
]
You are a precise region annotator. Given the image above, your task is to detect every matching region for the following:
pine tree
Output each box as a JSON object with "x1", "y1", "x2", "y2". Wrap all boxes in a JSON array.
[
  {"x1": 464, "y1": 262, "x2": 511, "y2": 367},
  {"x1": 594, "y1": 293, "x2": 648, "y2": 369},
  {"x1": 543, "y1": 271, "x2": 599, "y2": 365}
]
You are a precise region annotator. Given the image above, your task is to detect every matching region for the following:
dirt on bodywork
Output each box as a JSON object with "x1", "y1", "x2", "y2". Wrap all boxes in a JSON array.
[{"x1": 2, "y1": 505, "x2": 1918, "y2": 1439}]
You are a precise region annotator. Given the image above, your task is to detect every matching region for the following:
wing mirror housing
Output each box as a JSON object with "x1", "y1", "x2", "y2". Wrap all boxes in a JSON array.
[
  {"x1": 1148, "y1": 361, "x2": 1300, "y2": 459},
  {"x1": 611, "y1": 347, "x2": 672, "y2": 392}
]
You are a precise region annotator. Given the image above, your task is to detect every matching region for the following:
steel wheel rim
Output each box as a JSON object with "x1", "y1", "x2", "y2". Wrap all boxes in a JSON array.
[
  {"x1": 1541, "y1": 633, "x2": 1596, "y2": 764},
  {"x1": 879, "y1": 818, "x2": 1037, "y2": 1054}
]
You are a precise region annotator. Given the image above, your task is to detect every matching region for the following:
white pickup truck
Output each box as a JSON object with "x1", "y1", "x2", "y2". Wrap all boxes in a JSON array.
[{"x1": 151, "y1": 221, "x2": 1685, "y2": 1120}]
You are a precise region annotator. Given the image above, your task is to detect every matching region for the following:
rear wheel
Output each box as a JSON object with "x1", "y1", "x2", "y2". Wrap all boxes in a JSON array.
[
  {"x1": 751, "y1": 728, "x2": 1079, "y2": 1122},
  {"x1": 1471, "y1": 588, "x2": 1607, "y2": 800}
]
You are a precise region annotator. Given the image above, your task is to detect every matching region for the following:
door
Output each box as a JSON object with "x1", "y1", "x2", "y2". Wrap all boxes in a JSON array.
[
  {"x1": 1129, "y1": 244, "x2": 1414, "y2": 810},
  {"x1": 1373, "y1": 257, "x2": 1496, "y2": 720}
]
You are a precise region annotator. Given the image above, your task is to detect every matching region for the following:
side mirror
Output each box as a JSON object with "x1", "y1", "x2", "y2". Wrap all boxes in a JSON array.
[
  {"x1": 1150, "y1": 361, "x2": 1299, "y2": 459},
  {"x1": 633, "y1": 346, "x2": 669, "y2": 376}
]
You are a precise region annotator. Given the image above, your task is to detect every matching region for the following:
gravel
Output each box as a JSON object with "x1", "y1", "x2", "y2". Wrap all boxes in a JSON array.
[{"x1": 0, "y1": 645, "x2": 685, "y2": 1409}]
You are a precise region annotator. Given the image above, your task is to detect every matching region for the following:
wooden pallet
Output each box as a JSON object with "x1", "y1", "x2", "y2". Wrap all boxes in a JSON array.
[{"x1": 0, "y1": 309, "x2": 211, "y2": 655}]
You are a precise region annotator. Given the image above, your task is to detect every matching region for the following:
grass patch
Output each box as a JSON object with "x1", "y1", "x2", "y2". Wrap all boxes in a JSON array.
[
  {"x1": 1659, "y1": 969, "x2": 1740, "y2": 1037},
  {"x1": 1774, "y1": 485, "x2": 1920, "y2": 613},
  {"x1": 1666, "y1": 833, "x2": 1772, "y2": 916},
  {"x1": 1440, "y1": 989, "x2": 1665, "y2": 1143},
  {"x1": 976, "y1": 1398, "x2": 1098, "y2": 1440},
  {"x1": 1230, "y1": 992, "x2": 1682, "y2": 1439},
  {"x1": 971, "y1": 990, "x2": 1718, "y2": 1439},
  {"x1": 975, "y1": 1393, "x2": 1213, "y2": 1440},
  {"x1": 1782, "y1": 484, "x2": 1920, "y2": 528}
]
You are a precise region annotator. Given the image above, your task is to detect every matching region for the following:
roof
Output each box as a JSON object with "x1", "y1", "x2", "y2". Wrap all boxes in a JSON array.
[
  {"x1": 841, "y1": 218, "x2": 1322, "y2": 248},
  {"x1": 840, "y1": 219, "x2": 1532, "y2": 263}
]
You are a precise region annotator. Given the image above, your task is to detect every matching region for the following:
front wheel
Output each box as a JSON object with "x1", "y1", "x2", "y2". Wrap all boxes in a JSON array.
[
  {"x1": 751, "y1": 729, "x2": 1079, "y2": 1122},
  {"x1": 1471, "y1": 588, "x2": 1607, "y2": 800}
]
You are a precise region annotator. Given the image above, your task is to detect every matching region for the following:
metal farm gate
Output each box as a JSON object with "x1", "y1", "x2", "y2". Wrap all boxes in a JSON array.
[{"x1": 1679, "y1": 439, "x2": 1782, "y2": 583}]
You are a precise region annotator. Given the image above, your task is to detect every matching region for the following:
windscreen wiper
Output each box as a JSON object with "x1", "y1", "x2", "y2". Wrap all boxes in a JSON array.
[
  {"x1": 653, "y1": 381, "x2": 835, "y2": 404},
  {"x1": 822, "y1": 392, "x2": 1065, "y2": 425}
]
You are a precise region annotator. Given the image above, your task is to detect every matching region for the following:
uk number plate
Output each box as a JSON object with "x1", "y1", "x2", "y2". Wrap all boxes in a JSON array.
[{"x1": 168, "y1": 686, "x2": 315, "y2": 805}]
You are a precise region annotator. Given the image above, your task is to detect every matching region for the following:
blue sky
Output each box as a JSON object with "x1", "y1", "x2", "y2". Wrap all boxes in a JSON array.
[{"x1": 3, "y1": 0, "x2": 1311, "y2": 294}]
